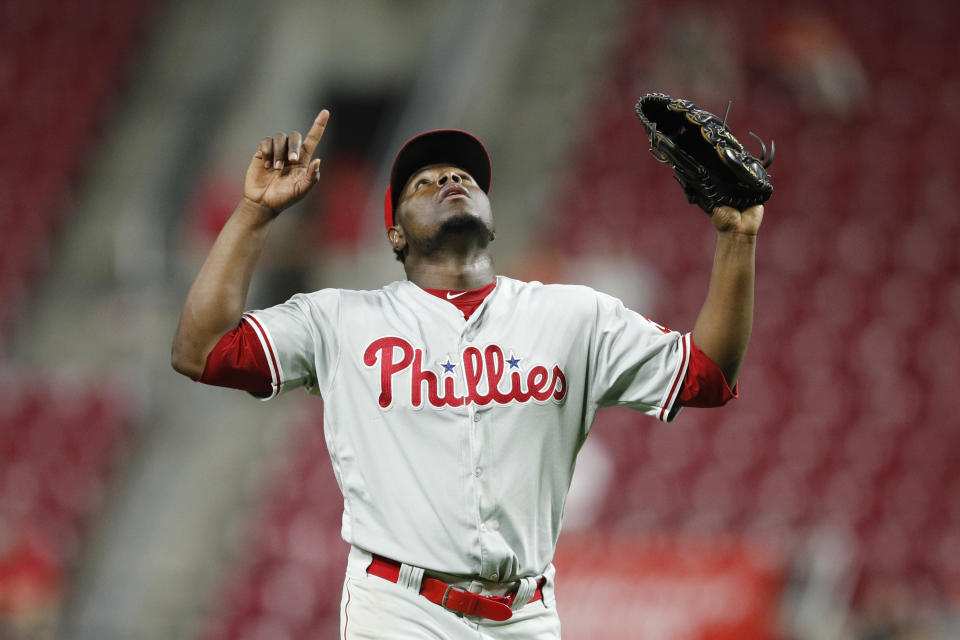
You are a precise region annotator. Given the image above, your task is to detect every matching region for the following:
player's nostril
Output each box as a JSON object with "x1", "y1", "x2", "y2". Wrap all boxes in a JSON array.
[{"x1": 438, "y1": 175, "x2": 447, "y2": 185}]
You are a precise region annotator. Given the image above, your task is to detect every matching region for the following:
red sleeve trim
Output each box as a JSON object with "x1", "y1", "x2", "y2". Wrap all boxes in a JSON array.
[
  {"x1": 658, "y1": 333, "x2": 690, "y2": 421},
  {"x1": 242, "y1": 313, "x2": 281, "y2": 393},
  {"x1": 197, "y1": 320, "x2": 273, "y2": 394},
  {"x1": 678, "y1": 340, "x2": 739, "y2": 407}
]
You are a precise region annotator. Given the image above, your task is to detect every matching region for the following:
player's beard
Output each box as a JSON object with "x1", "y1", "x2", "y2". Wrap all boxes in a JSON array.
[{"x1": 408, "y1": 213, "x2": 495, "y2": 256}]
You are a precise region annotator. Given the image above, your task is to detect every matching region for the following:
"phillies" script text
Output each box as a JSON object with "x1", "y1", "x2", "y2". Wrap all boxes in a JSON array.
[{"x1": 363, "y1": 337, "x2": 567, "y2": 408}]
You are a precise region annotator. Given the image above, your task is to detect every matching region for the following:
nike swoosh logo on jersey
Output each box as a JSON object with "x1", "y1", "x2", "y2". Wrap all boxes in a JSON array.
[{"x1": 446, "y1": 291, "x2": 467, "y2": 299}]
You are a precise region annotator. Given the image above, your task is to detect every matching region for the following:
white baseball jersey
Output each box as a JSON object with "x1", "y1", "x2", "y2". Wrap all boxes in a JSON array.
[{"x1": 241, "y1": 275, "x2": 690, "y2": 582}]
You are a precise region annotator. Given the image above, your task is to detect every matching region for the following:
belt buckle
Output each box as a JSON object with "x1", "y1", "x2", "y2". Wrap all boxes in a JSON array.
[
  {"x1": 441, "y1": 584, "x2": 454, "y2": 610},
  {"x1": 440, "y1": 583, "x2": 514, "y2": 621}
]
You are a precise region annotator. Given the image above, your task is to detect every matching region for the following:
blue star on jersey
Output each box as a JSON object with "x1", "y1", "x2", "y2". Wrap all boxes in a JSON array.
[
  {"x1": 507, "y1": 355, "x2": 521, "y2": 369},
  {"x1": 441, "y1": 359, "x2": 456, "y2": 373}
]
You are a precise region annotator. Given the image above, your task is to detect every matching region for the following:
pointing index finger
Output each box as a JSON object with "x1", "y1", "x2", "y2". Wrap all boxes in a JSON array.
[{"x1": 301, "y1": 109, "x2": 330, "y2": 161}]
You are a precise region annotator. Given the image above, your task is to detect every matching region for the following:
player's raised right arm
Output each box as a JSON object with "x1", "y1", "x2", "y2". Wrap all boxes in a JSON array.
[{"x1": 171, "y1": 111, "x2": 329, "y2": 380}]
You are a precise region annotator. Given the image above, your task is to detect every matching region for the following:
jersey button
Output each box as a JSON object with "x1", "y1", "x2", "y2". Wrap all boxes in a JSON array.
[
  {"x1": 473, "y1": 414, "x2": 481, "y2": 423},
  {"x1": 474, "y1": 466, "x2": 482, "y2": 477},
  {"x1": 489, "y1": 573, "x2": 499, "y2": 581}
]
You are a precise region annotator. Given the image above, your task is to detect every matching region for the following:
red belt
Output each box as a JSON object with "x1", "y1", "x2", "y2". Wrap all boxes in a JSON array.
[{"x1": 366, "y1": 555, "x2": 544, "y2": 622}]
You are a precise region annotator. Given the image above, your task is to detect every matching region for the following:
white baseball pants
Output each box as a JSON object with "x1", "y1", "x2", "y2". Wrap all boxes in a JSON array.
[{"x1": 339, "y1": 546, "x2": 562, "y2": 639}]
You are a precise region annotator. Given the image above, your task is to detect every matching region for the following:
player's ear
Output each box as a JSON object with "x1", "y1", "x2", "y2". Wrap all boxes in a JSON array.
[{"x1": 387, "y1": 226, "x2": 406, "y2": 252}]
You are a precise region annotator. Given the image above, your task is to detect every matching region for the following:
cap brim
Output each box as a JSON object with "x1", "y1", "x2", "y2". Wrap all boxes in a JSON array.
[{"x1": 386, "y1": 130, "x2": 491, "y2": 228}]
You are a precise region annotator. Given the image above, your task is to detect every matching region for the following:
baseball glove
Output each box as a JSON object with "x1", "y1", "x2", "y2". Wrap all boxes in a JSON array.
[{"x1": 634, "y1": 92, "x2": 774, "y2": 214}]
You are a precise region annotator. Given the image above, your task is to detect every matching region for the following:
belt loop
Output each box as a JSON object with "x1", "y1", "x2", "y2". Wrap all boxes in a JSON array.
[
  {"x1": 397, "y1": 562, "x2": 425, "y2": 592},
  {"x1": 467, "y1": 580, "x2": 484, "y2": 594},
  {"x1": 511, "y1": 576, "x2": 537, "y2": 610}
]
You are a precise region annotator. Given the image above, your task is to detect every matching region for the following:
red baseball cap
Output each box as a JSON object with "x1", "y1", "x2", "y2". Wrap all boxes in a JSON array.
[{"x1": 383, "y1": 129, "x2": 491, "y2": 230}]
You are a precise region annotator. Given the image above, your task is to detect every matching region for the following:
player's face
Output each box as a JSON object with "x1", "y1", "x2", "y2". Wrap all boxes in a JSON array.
[{"x1": 394, "y1": 164, "x2": 494, "y2": 246}]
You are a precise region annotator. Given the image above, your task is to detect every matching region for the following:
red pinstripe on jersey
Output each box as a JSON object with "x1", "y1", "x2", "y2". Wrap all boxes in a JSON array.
[
  {"x1": 242, "y1": 313, "x2": 280, "y2": 395},
  {"x1": 659, "y1": 334, "x2": 689, "y2": 420}
]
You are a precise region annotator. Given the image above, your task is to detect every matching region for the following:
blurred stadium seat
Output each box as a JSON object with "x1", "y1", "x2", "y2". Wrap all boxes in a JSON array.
[
  {"x1": 0, "y1": 375, "x2": 132, "y2": 631},
  {"x1": 0, "y1": 0, "x2": 151, "y2": 350}
]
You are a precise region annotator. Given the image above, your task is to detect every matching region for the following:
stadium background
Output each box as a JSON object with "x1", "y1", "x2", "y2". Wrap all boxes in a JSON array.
[{"x1": 1, "y1": 0, "x2": 959, "y2": 638}]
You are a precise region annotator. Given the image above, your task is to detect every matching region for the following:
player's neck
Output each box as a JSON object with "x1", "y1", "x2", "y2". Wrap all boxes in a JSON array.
[{"x1": 403, "y1": 251, "x2": 495, "y2": 291}]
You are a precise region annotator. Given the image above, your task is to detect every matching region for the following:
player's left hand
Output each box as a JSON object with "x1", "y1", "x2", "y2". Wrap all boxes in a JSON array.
[{"x1": 710, "y1": 204, "x2": 764, "y2": 236}]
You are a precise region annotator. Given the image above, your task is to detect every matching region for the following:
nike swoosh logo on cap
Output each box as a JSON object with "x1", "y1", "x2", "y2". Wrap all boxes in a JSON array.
[{"x1": 446, "y1": 291, "x2": 467, "y2": 299}]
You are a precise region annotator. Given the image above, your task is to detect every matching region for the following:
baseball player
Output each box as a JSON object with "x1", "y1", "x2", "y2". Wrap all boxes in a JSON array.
[{"x1": 171, "y1": 109, "x2": 762, "y2": 638}]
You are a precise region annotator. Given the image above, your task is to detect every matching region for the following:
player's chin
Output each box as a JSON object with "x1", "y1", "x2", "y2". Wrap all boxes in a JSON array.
[
  {"x1": 439, "y1": 207, "x2": 481, "y2": 226},
  {"x1": 437, "y1": 210, "x2": 494, "y2": 240}
]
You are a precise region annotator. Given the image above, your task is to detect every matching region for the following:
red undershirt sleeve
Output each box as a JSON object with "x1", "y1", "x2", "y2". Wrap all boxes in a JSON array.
[
  {"x1": 197, "y1": 320, "x2": 273, "y2": 395},
  {"x1": 677, "y1": 339, "x2": 739, "y2": 407}
]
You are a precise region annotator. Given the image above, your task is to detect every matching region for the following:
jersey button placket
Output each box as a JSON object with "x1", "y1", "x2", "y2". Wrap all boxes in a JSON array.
[
  {"x1": 462, "y1": 320, "x2": 491, "y2": 579},
  {"x1": 469, "y1": 405, "x2": 490, "y2": 575}
]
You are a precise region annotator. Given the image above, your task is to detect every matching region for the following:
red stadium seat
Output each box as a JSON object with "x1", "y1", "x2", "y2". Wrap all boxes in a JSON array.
[{"x1": 0, "y1": 0, "x2": 150, "y2": 349}]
